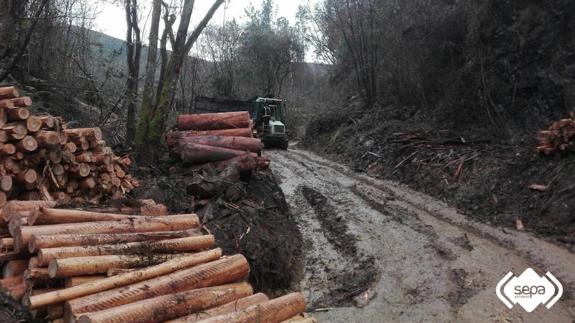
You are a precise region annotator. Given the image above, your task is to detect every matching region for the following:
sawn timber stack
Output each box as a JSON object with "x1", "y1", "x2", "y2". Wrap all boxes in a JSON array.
[
  {"x1": 0, "y1": 200, "x2": 310, "y2": 323},
  {"x1": 0, "y1": 86, "x2": 139, "y2": 206}
]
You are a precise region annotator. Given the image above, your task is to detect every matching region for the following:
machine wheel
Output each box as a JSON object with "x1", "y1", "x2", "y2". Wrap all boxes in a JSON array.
[{"x1": 279, "y1": 139, "x2": 289, "y2": 150}]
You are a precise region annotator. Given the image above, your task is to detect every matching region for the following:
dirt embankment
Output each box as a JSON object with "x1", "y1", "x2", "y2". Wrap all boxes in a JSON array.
[
  {"x1": 134, "y1": 166, "x2": 304, "y2": 297},
  {"x1": 301, "y1": 103, "x2": 575, "y2": 248}
]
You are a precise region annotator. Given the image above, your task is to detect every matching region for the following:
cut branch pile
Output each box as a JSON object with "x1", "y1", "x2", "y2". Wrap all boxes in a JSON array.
[
  {"x1": 0, "y1": 86, "x2": 139, "y2": 206},
  {"x1": 0, "y1": 200, "x2": 309, "y2": 323},
  {"x1": 536, "y1": 113, "x2": 575, "y2": 155},
  {"x1": 165, "y1": 112, "x2": 270, "y2": 171}
]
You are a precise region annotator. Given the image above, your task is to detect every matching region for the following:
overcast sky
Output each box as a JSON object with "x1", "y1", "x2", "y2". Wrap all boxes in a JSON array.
[{"x1": 94, "y1": 0, "x2": 312, "y2": 41}]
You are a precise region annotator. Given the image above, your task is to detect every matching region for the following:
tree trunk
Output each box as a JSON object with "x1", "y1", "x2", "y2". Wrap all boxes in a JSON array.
[{"x1": 124, "y1": 0, "x2": 142, "y2": 145}]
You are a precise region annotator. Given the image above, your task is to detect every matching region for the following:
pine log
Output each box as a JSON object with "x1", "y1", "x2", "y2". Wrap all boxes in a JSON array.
[
  {"x1": 65, "y1": 275, "x2": 107, "y2": 288},
  {"x1": 15, "y1": 169, "x2": 37, "y2": 185},
  {"x1": 166, "y1": 293, "x2": 269, "y2": 323},
  {"x1": 26, "y1": 116, "x2": 43, "y2": 132},
  {"x1": 0, "y1": 99, "x2": 14, "y2": 109},
  {"x1": 15, "y1": 214, "x2": 199, "y2": 252},
  {"x1": 28, "y1": 257, "x2": 39, "y2": 269},
  {"x1": 166, "y1": 128, "x2": 252, "y2": 147},
  {"x1": 181, "y1": 143, "x2": 257, "y2": 164},
  {"x1": 0, "y1": 191, "x2": 6, "y2": 208},
  {"x1": 69, "y1": 163, "x2": 90, "y2": 177},
  {"x1": 64, "y1": 128, "x2": 102, "y2": 141},
  {"x1": 281, "y1": 314, "x2": 318, "y2": 323},
  {"x1": 64, "y1": 142, "x2": 77, "y2": 153},
  {"x1": 2, "y1": 201, "x2": 57, "y2": 221},
  {"x1": 29, "y1": 230, "x2": 199, "y2": 252},
  {"x1": 16, "y1": 135, "x2": 38, "y2": 152},
  {"x1": 48, "y1": 253, "x2": 197, "y2": 278},
  {"x1": 10, "y1": 96, "x2": 32, "y2": 107},
  {"x1": 77, "y1": 283, "x2": 253, "y2": 323},
  {"x1": 29, "y1": 207, "x2": 177, "y2": 226},
  {"x1": 0, "y1": 86, "x2": 19, "y2": 99},
  {"x1": 27, "y1": 249, "x2": 222, "y2": 309},
  {"x1": 25, "y1": 267, "x2": 50, "y2": 280},
  {"x1": 2, "y1": 260, "x2": 27, "y2": 277},
  {"x1": 40, "y1": 116, "x2": 55, "y2": 129},
  {"x1": 0, "y1": 237, "x2": 13, "y2": 249},
  {"x1": 1, "y1": 143, "x2": 15, "y2": 154},
  {"x1": 40, "y1": 235, "x2": 215, "y2": 267},
  {"x1": 1, "y1": 276, "x2": 26, "y2": 300},
  {"x1": 177, "y1": 136, "x2": 262, "y2": 153},
  {"x1": 35, "y1": 130, "x2": 61, "y2": 147},
  {"x1": 0, "y1": 175, "x2": 12, "y2": 191},
  {"x1": 189, "y1": 154, "x2": 258, "y2": 172},
  {"x1": 177, "y1": 112, "x2": 251, "y2": 131},
  {"x1": 7, "y1": 107, "x2": 30, "y2": 120},
  {"x1": 194, "y1": 293, "x2": 307, "y2": 323},
  {"x1": 67, "y1": 254, "x2": 248, "y2": 315},
  {"x1": 79, "y1": 177, "x2": 96, "y2": 190},
  {"x1": 4, "y1": 122, "x2": 27, "y2": 139}
]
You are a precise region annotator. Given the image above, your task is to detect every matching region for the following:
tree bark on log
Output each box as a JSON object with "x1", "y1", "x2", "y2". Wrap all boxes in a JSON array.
[
  {"x1": 14, "y1": 214, "x2": 200, "y2": 252},
  {"x1": 192, "y1": 293, "x2": 307, "y2": 323},
  {"x1": 29, "y1": 229, "x2": 199, "y2": 252},
  {"x1": 176, "y1": 112, "x2": 251, "y2": 131},
  {"x1": 66, "y1": 254, "x2": 248, "y2": 315},
  {"x1": 77, "y1": 282, "x2": 253, "y2": 323},
  {"x1": 180, "y1": 143, "x2": 256, "y2": 165},
  {"x1": 166, "y1": 293, "x2": 269, "y2": 323},
  {"x1": 39, "y1": 235, "x2": 215, "y2": 267},
  {"x1": 26, "y1": 249, "x2": 222, "y2": 309},
  {"x1": 29, "y1": 207, "x2": 148, "y2": 225},
  {"x1": 177, "y1": 136, "x2": 262, "y2": 153},
  {"x1": 165, "y1": 128, "x2": 252, "y2": 147}
]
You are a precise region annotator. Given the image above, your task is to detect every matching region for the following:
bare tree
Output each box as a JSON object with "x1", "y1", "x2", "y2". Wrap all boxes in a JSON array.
[
  {"x1": 135, "y1": 0, "x2": 225, "y2": 157},
  {"x1": 124, "y1": 0, "x2": 142, "y2": 144}
]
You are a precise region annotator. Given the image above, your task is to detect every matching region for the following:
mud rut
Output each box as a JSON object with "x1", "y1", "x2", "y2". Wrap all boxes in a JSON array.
[{"x1": 269, "y1": 149, "x2": 575, "y2": 323}]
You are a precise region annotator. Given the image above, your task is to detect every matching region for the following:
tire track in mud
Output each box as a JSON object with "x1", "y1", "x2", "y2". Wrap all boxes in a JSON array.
[
  {"x1": 269, "y1": 148, "x2": 575, "y2": 322},
  {"x1": 301, "y1": 186, "x2": 378, "y2": 307}
]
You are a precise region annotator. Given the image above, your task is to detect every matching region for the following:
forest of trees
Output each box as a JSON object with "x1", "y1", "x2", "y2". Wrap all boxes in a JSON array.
[{"x1": 0, "y1": 0, "x2": 573, "y2": 159}]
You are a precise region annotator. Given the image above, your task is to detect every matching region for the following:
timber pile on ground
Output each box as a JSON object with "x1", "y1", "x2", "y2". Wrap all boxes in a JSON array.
[
  {"x1": 0, "y1": 200, "x2": 310, "y2": 323},
  {"x1": 0, "y1": 86, "x2": 139, "y2": 206},
  {"x1": 165, "y1": 112, "x2": 270, "y2": 171},
  {"x1": 536, "y1": 112, "x2": 575, "y2": 155}
]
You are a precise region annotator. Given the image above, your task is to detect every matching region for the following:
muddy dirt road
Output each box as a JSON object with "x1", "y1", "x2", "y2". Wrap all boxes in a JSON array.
[{"x1": 269, "y1": 148, "x2": 575, "y2": 323}]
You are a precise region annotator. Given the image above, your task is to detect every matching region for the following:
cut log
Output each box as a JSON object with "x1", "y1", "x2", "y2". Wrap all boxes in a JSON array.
[
  {"x1": 193, "y1": 293, "x2": 307, "y2": 323},
  {"x1": 166, "y1": 128, "x2": 252, "y2": 147},
  {"x1": 2, "y1": 260, "x2": 27, "y2": 277},
  {"x1": 177, "y1": 112, "x2": 251, "y2": 131},
  {"x1": 15, "y1": 169, "x2": 37, "y2": 185},
  {"x1": 0, "y1": 86, "x2": 19, "y2": 99},
  {"x1": 2, "y1": 200, "x2": 57, "y2": 221},
  {"x1": 69, "y1": 163, "x2": 91, "y2": 178},
  {"x1": 65, "y1": 275, "x2": 107, "y2": 287},
  {"x1": 48, "y1": 253, "x2": 197, "y2": 278},
  {"x1": 79, "y1": 177, "x2": 96, "y2": 190},
  {"x1": 25, "y1": 268, "x2": 50, "y2": 280},
  {"x1": 15, "y1": 214, "x2": 200, "y2": 252},
  {"x1": 1, "y1": 143, "x2": 15, "y2": 154},
  {"x1": 64, "y1": 128, "x2": 103, "y2": 141},
  {"x1": 4, "y1": 122, "x2": 27, "y2": 140},
  {"x1": 1, "y1": 276, "x2": 26, "y2": 300},
  {"x1": 64, "y1": 142, "x2": 77, "y2": 153},
  {"x1": 0, "y1": 175, "x2": 12, "y2": 191},
  {"x1": 0, "y1": 191, "x2": 6, "y2": 208},
  {"x1": 0, "y1": 100, "x2": 14, "y2": 109},
  {"x1": 7, "y1": 107, "x2": 30, "y2": 120},
  {"x1": 35, "y1": 131, "x2": 61, "y2": 148},
  {"x1": 40, "y1": 116, "x2": 55, "y2": 129},
  {"x1": 29, "y1": 230, "x2": 199, "y2": 252},
  {"x1": 77, "y1": 282, "x2": 253, "y2": 323},
  {"x1": 67, "y1": 254, "x2": 248, "y2": 315},
  {"x1": 190, "y1": 154, "x2": 258, "y2": 172},
  {"x1": 10, "y1": 96, "x2": 33, "y2": 107},
  {"x1": 40, "y1": 235, "x2": 215, "y2": 267},
  {"x1": 181, "y1": 143, "x2": 256, "y2": 165},
  {"x1": 26, "y1": 249, "x2": 222, "y2": 309},
  {"x1": 0, "y1": 237, "x2": 13, "y2": 249},
  {"x1": 16, "y1": 135, "x2": 38, "y2": 152},
  {"x1": 28, "y1": 207, "x2": 147, "y2": 225},
  {"x1": 177, "y1": 136, "x2": 262, "y2": 153},
  {"x1": 26, "y1": 116, "x2": 43, "y2": 132},
  {"x1": 166, "y1": 293, "x2": 269, "y2": 323}
]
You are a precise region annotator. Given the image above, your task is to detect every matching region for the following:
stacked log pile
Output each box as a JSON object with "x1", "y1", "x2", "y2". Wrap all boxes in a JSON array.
[
  {"x1": 0, "y1": 200, "x2": 309, "y2": 323},
  {"x1": 0, "y1": 86, "x2": 139, "y2": 206},
  {"x1": 536, "y1": 112, "x2": 575, "y2": 155},
  {"x1": 166, "y1": 112, "x2": 270, "y2": 171}
]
